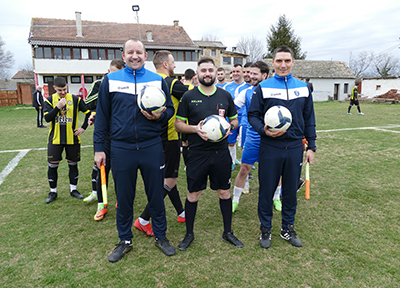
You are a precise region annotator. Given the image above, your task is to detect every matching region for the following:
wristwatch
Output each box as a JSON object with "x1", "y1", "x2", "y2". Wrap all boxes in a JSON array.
[
  {"x1": 230, "y1": 123, "x2": 235, "y2": 130},
  {"x1": 306, "y1": 146, "x2": 317, "y2": 152}
]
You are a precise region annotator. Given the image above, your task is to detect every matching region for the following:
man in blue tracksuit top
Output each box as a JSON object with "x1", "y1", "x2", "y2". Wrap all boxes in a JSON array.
[
  {"x1": 94, "y1": 39, "x2": 176, "y2": 262},
  {"x1": 248, "y1": 45, "x2": 316, "y2": 249}
]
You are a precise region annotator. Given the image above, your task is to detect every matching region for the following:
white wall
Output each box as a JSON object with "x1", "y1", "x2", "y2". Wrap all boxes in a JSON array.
[
  {"x1": 361, "y1": 78, "x2": 400, "y2": 98},
  {"x1": 310, "y1": 78, "x2": 355, "y2": 101}
]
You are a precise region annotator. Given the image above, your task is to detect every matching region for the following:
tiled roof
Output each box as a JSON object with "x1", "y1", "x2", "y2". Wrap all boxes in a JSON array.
[
  {"x1": 29, "y1": 18, "x2": 198, "y2": 50},
  {"x1": 193, "y1": 41, "x2": 227, "y2": 49},
  {"x1": 264, "y1": 59, "x2": 355, "y2": 79},
  {"x1": 12, "y1": 70, "x2": 34, "y2": 79}
]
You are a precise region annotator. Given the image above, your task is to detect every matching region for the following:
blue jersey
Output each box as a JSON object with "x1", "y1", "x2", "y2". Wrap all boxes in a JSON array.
[
  {"x1": 225, "y1": 81, "x2": 251, "y2": 126},
  {"x1": 215, "y1": 82, "x2": 228, "y2": 89}
]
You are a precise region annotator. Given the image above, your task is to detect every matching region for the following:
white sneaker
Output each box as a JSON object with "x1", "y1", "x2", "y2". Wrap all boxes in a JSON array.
[
  {"x1": 83, "y1": 192, "x2": 97, "y2": 203},
  {"x1": 242, "y1": 187, "x2": 249, "y2": 194}
]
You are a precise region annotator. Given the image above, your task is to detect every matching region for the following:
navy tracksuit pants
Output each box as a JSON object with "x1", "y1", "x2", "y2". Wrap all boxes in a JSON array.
[
  {"x1": 258, "y1": 143, "x2": 303, "y2": 231},
  {"x1": 111, "y1": 142, "x2": 167, "y2": 240}
]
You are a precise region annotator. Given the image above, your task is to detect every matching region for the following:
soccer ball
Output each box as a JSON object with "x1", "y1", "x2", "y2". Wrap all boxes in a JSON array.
[
  {"x1": 137, "y1": 85, "x2": 166, "y2": 113},
  {"x1": 201, "y1": 115, "x2": 230, "y2": 142},
  {"x1": 264, "y1": 105, "x2": 292, "y2": 132}
]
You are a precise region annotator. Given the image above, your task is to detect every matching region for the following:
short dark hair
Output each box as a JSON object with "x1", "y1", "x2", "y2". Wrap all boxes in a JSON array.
[
  {"x1": 198, "y1": 57, "x2": 215, "y2": 67},
  {"x1": 272, "y1": 45, "x2": 294, "y2": 59},
  {"x1": 217, "y1": 67, "x2": 226, "y2": 73},
  {"x1": 184, "y1": 68, "x2": 196, "y2": 80},
  {"x1": 153, "y1": 50, "x2": 171, "y2": 69},
  {"x1": 54, "y1": 77, "x2": 67, "y2": 87},
  {"x1": 251, "y1": 61, "x2": 270, "y2": 75},
  {"x1": 244, "y1": 62, "x2": 253, "y2": 68},
  {"x1": 110, "y1": 59, "x2": 125, "y2": 70},
  {"x1": 234, "y1": 63, "x2": 243, "y2": 68}
]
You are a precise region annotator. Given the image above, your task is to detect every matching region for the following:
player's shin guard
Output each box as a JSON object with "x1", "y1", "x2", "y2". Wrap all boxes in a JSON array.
[
  {"x1": 185, "y1": 199, "x2": 198, "y2": 235},
  {"x1": 219, "y1": 198, "x2": 233, "y2": 234},
  {"x1": 166, "y1": 185, "x2": 184, "y2": 215},
  {"x1": 48, "y1": 163, "x2": 59, "y2": 189},
  {"x1": 68, "y1": 161, "x2": 79, "y2": 185}
]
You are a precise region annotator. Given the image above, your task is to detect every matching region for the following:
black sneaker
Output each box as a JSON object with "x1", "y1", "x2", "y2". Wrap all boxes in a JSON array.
[
  {"x1": 178, "y1": 233, "x2": 194, "y2": 251},
  {"x1": 45, "y1": 192, "x2": 57, "y2": 204},
  {"x1": 280, "y1": 224, "x2": 302, "y2": 247},
  {"x1": 222, "y1": 231, "x2": 244, "y2": 248},
  {"x1": 248, "y1": 172, "x2": 254, "y2": 180},
  {"x1": 108, "y1": 240, "x2": 132, "y2": 263},
  {"x1": 70, "y1": 190, "x2": 84, "y2": 199},
  {"x1": 259, "y1": 228, "x2": 271, "y2": 249},
  {"x1": 297, "y1": 178, "x2": 305, "y2": 193},
  {"x1": 155, "y1": 237, "x2": 176, "y2": 256}
]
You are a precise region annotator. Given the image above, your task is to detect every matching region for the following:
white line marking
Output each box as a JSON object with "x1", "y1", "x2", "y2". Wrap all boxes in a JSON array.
[
  {"x1": 0, "y1": 149, "x2": 30, "y2": 185},
  {"x1": 317, "y1": 125, "x2": 400, "y2": 133}
]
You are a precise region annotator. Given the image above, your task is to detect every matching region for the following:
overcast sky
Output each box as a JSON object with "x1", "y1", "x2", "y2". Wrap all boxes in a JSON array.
[{"x1": 1, "y1": 0, "x2": 399, "y2": 76}]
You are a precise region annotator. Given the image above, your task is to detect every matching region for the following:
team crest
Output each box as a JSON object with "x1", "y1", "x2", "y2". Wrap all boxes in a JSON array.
[{"x1": 218, "y1": 109, "x2": 225, "y2": 117}]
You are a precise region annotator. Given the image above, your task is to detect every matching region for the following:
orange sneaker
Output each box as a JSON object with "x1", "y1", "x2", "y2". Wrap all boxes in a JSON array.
[
  {"x1": 178, "y1": 216, "x2": 186, "y2": 223},
  {"x1": 94, "y1": 207, "x2": 108, "y2": 221},
  {"x1": 115, "y1": 202, "x2": 118, "y2": 209},
  {"x1": 134, "y1": 218, "x2": 154, "y2": 237}
]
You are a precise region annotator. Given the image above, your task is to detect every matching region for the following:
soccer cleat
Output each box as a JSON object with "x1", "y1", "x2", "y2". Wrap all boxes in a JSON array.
[
  {"x1": 259, "y1": 228, "x2": 271, "y2": 249},
  {"x1": 108, "y1": 240, "x2": 132, "y2": 263},
  {"x1": 83, "y1": 192, "x2": 97, "y2": 203},
  {"x1": 45, "y1": 192, "x2": 57, "y2": 204},
  {"x1": 178, "y1": 216, "x2": 186, "y2": 223},
  {"x1": 273, "y1": 199, "x2": 282, "y2": 211},
  {"x1": 155, "y1": 237, "x2": 176, "y2": 256},
  {"x1": 70, "y1": 190, "x2": 84, "y2": 199},
  {"x1": 347, "y1": 112, "x2": 351, "y2": 115},
  {"x1": 280, "y1": 224, "x2": 302, "y2": 247},
  {"x1": 359, "y1": 112, "x2": 364, "y2": 115},
  {"x1": 297, "y1": 178, "x2": 305, "y2": 193},
  {"x1": 222, "y1": 231, "x2": 244, "y2": 248},
  {"x1": 178, "y1": 233, "x2": 195, "y2": 251},
  {"x1": 134, "y1": 218, "x2": 154, "y2": 237},
  {"x1": 235, "y1": 159, "x2": 241, "y2": 165},
  {"x1": 242, "y1": 187, "x2": 249, "y2": 194},
  {"x1": 94, "y1": 207, "x2": 108, "y2": 221},
  {"x1": 231, "y1": 163, "x2": 236, "y2": 171},
  {"x1": 232, "y1": 201, "x2": 239, "y2": 213},
  {"x1": 115, "y1": 202, "x2": 118, "y2": 209}
]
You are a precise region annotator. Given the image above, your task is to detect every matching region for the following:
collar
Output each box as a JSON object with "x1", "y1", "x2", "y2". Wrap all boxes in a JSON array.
[
  {"x1": 124, "y1": 64, "x2": 147, "y2": 76},
  {"x1": 198, "y1": 85, "x2": 217, "y2": 96},
  {"x1": 157, "y1": 72, "x2": 168, "y2": 79},
  {"x1": 274, "y1": 72, "x2": 293, "y2": 81}
]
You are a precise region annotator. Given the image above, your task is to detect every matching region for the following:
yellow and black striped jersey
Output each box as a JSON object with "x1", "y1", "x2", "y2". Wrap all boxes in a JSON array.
[{"x1": 44, "y1": 93, "x2": 90, "y2": 145}]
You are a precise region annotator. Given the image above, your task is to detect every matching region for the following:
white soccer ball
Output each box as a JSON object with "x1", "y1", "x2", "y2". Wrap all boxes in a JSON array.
[
  {"x1": 201, "y1": 115, "x2": 230, "y2": 142},
  {"x1": 138, "y1": 85, "x2": 166, "y2": 113},
  {"x1": 264, "y1": 105, "x2": 292, "y2": 132}
]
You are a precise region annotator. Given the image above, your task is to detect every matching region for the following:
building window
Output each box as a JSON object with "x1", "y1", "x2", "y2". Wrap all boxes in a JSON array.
[
  {"x1": 73, "y1": 48, "x2": 81, "y2": 59},
  {"x1": 223, "y1": 57, "x2": 231, "y2": 65},
  {"x1": 177, "y1": 51, "x2": 184, "y2": 61},
  {"x1": 376, "y1": 85, "x2": 381, "y2": 90},
  {"x1": 115, "y1": 49, "x2": 122, "y2": 59},
  {"x1": 107, "y1": 49, "x2": 115, "y2": 60},
  {"x1": 344, "y1": 83, "x2": 349, "y2": 94},
  {"x1": 63, "y1": 48, "x2": 71, "y2": 59},
  {"x1": 54, "y1": 47, "x2": 62, "y2": 59},
  {"x1": 234, "y1": 58, "x2": 243, "y2": 65},
  {"x1": 99, "y1": 49, "x2": 106, "y2": 60},
  {"x1": 81, "y1": 49, "x2": 89, "y2": 59},
  {"x1": 192, "y1": 52, "x2": 198, "y2": 61},
  {"x1": 185, "y1": 51, "x2": 191, "y2": 61},
  {"x1": 211, "y1": 49, "x2": 216, "y2": 56},
  {"x1": 43, "y1": 76, "x2": 54, "y2": 83},
  {"x1": 84, "y1": 76, "x2": 93, "y2": 83},
  {"x1": 71, "y1": 76, "x2": 81, "y2": 83},
  {"x1": 200, "y1": 50, "x2": 203, "y2": 56},
  {"x1": 96, "y1": 76, "x2": 102, "y2": 80},
  {"x1": 43, "y1": 47, "x2": 52, "y2": 59},
  {"x1": 90, "y1": 49, "x2": 98, "y2": 59},
  {"x1": 35, "y1": 47, "x2": 43, "y2": 58},
  {"x1": 147, "y1": 51, "x2": 154, "y2": 61}
]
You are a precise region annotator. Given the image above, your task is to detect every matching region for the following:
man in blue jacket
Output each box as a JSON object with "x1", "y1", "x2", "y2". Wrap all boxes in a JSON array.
[
  {"x1": 94, "y1": 39, "x2": 176, "y2": 262},
  {"x1": 248, "y1": 45, "x2": 316, "y2": 249}
]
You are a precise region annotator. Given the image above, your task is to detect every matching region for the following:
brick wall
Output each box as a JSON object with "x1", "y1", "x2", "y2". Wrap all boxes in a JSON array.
[{"x1": 0, "y1": 90, "x2": 18, "y2": 107}]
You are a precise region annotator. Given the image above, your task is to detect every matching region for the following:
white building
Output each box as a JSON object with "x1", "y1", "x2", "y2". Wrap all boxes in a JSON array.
[
  {"x1": 28, "y1": 12, "x2": 199, "y2": 97},
  {"x1": 360, "y1": 77, "x2": 400, "y2": 98}
]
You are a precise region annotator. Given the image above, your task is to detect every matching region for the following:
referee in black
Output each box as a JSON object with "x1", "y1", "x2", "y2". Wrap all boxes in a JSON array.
[{"x1": 175, "y1": 57, "x2": 243, "y2": 250}]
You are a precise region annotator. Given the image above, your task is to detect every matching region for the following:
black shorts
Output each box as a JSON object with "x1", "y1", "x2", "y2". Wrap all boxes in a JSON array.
[
  {"x1": 350, "y1": 99, "x2": 359, "y2": 106},
  {"x1": 162, "y1": 139, "x2": 181, "y2": 178},
  {"x1": 186, "y1": 148, "x2": 232, "y2": 192},
  {"x1": 47, "y1": 143, "x2": 81, "y2": 162}
]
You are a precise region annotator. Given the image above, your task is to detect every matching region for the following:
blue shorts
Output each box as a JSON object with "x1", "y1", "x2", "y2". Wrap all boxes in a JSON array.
[
  {"x1": 228, "y1": 128, "x2": 238, "y2": 144},
  {"x1": 241, "y1": 139, "x2": 259, "y2": 165}
]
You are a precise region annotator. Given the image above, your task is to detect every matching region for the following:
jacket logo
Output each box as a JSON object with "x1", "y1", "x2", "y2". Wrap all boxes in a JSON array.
[
  {"x1": 118, "y1": 86, "x2": 129, "y2": 90},
  {"x1": 294, "y1": 90, "x2": 300, "y2": 97}
]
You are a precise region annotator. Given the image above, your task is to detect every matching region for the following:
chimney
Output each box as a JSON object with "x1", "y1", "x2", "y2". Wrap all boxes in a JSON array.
[
  {"x1": 75, "y1": 11, "x2": 83, "y2": 37},
  {"x1": 146, "y1": 31, "x2": 154, "y2": 42},
  {"x1": 232, "y1": 47, "x2": 237, "y2": 52},
  {"x1": 173, "y1": 20, "x2": 179, "y2": 27}
]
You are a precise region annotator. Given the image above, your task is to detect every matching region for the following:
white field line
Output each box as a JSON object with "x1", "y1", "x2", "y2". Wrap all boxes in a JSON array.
[
  {"x1": 0, "y1": 145, "x2": 93, "y2": 186},
  {"x1": 0, "y1": 125, "x2": 400, "y2": 186}
]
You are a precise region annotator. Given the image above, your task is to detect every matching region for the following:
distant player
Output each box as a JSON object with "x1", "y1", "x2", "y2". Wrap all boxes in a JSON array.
[{"x1": 348, "y1": 83, "x2": 364, "y2": 115}]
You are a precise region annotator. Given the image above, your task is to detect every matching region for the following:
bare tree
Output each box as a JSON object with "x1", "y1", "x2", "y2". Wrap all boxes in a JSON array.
[
  {"x1": 0, "y1": 36, "x2": 15, "y2": 79},
  {"x1": 349, "y1": 51, "x2": 374, "y2": 79},
  {"x1": 236, "y1": 36, "x2": 265, "y2": 63},
  {"x1": 200, "y1": 34, "x2": 220, "y2": 41},
  {"x1": 373, "y1": 53, "x2": 400, "y2": 78}
]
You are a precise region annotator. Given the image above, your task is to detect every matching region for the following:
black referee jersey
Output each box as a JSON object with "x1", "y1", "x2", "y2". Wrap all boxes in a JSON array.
[{"x1": 176, "y1": 86, "x2": 237, "y2": 150}]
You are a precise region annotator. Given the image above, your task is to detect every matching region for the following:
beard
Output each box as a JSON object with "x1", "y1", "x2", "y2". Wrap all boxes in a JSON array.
[{"x1": 198, "y1": 75, "x2": 216, "y2": 87}]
